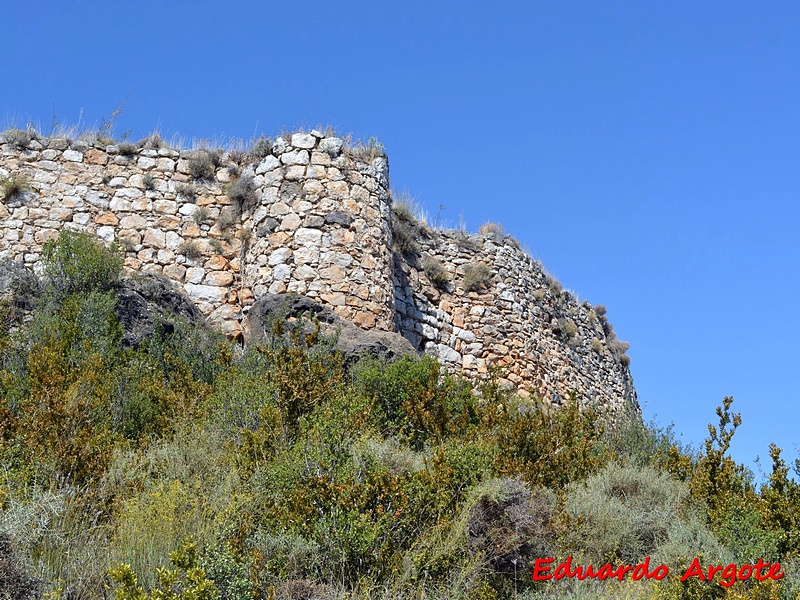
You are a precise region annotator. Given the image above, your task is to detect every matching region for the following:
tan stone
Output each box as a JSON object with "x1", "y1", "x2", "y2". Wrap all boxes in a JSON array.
[
  {"x1": 84, "y1": 149, "x2": 108, "y2": 165},
  {"x1": 319, "y1": 265, "x2": 345, "y2": 280},
  {"x1": 326, "y1": 180, "x2": 348, "y2": 199},
  {"x1": 352, "y1": 311, "x2": 376, "y2": 329},
  {"x1": 49, "y1": 207, "x2": 72, "y2": 221},
  {"x1": 268, "y1": 232, "x2": 291, "y2": 246},
  {"x1": 120, "y1": 215, "x2": 147, "y2": 229},
  {"x1": 118, "y1": 230, "x2": 141, "y2": 247},
  {"x1": 124, "y1": 257, "x2": 142, "y2": 270},
  {"x1": 142, "y1": 228, "x2": 166, "y2": 248},
  {"x1": 34, "y1": 229, "x2": 59, "y2": 243},
  {"x1": 205, "y1": 255, "x2": 228, "y2": 270},
  {"x1": 95, "y1": 212, "x2": 120, "y2": 226},
  {"x1": 182, "y1": 223, "x2": 201, "y2": 237},
  {"x1": 205, "y1": 270, "x2": 234, "y2": 286},
  {"x1": 321, "y1": 292, "x2": 346, "y2": 306}
]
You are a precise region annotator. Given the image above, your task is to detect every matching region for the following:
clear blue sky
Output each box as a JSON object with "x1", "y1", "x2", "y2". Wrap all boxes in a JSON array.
[{"x1": 3, "y1": 2, "x2": 799, "y2": 478}]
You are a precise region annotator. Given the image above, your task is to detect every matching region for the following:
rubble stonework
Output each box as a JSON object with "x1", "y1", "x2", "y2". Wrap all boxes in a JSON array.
[{"x1": 0, "y1": 130, "x2": 637, "y2": 413}]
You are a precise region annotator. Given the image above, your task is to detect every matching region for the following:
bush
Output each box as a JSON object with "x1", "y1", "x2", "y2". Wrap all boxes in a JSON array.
[
  {"x1": 562, "y1": 463, "x2": 689, "y2": 564},
  {"x1": 422, "y1": 256, "x2": 450, "y2": 288},
  {"x1": 463, "y1": 263, "x2": 492, "y2": 293},
  {"x1": 248, "y1": 136, "x2": 272, "y2": 161},
  {"x1": 0, "y1": 174, "x2": 30, "y2": 202},
  {"x1": 478, "y1": 222, "x2": 504, "y2": 237},
  {"x1": 495, "y1": 395, "x2": 605, "y2": 489},
  {"x1": 109, "y1": 539, "x2": 219, "y2": 600},
  {"x1": 41, "y1": 230, "x2": 123, "y2": 299},
  {"x1": 226, "y1": 175, "x2": 257, "y2": 211},
  {"x1": 216, "y1": 209, "x2": 236, "y2": 231},
  {"x1": 392, "y1": 217, "x2": 421, "y2": 255},
  {"x1": 3, "y1": 128, "x2": 31, "y2": 148},
  {"x1": 188, "y1": 151, "x2": 218, "y2": 180},
  {"x1": 179, "y1": 240, "x2": 203, "y2": 259},
  {"x1": 558, "y1": 317, "x2": 578, "y2": 340},
  {"x1": 142, "y1": 173, "x2": 156, "y2": 191},
  {"x1": 192, "y1": 205, "x2": 210, "y2": 225},
  {"x1": 466, "y1": 478, "x2": 555, "y2": 591},
  {"x1": 0, "y1": 533, "x2": 40, "y2": 600},
  {"x1": 175, "y1": 182, "x2": 198, "y2": 200},
  {"x1": 118, "y1": 142, "x2": 138, "y2": 156}
]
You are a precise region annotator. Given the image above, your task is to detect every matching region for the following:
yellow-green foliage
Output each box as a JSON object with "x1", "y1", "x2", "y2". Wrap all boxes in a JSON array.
[
  {"x1": 3, "y1": 232, "x2": 800, "y2": 599},
  {"x1": 109, "y1": 539, "x2": 219, "y2": 600}
]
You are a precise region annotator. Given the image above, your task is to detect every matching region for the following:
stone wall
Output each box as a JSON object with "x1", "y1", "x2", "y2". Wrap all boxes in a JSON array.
[
  {"x1": 0, "y1": 129, "x2": 637, "y2": 413},
  {"x1": 392, "y1": 226, "x2": 637, "y2": 413},
  {"x1": 0, "y1": 131, "x2": 395, "y2": 337}
]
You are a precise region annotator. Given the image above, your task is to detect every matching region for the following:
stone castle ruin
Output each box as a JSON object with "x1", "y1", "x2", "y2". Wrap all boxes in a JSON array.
[{"x1": 0, "y1": 129, "x2": 637, "y2": 413}]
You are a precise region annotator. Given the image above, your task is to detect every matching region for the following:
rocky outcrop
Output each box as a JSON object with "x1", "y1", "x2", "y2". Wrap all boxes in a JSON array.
[
  {"x1": 243, "y1": 293, "x2": 415, "y2": 362},
  {"x1": 114, "y1": 273, "x2": 205, "y2": 347}
]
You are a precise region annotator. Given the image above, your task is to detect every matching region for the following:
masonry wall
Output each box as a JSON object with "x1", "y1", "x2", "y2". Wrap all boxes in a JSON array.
[
  {"x1": 0, "y1": 131, "x2": 395, "y2": 337},
  {"x1": 393, "y1": 228, "x2": 637, "y2": 413},
  {"x1": 0, "y1": 130, "x2": 637, "y2": 413}
]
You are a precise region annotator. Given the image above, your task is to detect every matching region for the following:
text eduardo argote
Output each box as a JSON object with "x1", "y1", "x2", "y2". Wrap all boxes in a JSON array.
[{"x1": 532, "y1": 556, "x2": 784, "y2": 588}]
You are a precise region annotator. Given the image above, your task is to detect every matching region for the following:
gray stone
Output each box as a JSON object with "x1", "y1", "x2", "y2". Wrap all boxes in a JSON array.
[
  {"x1": 324, "y1": 211, "x2": 354, "y2": 227},
  {"x1": 243, "y1": 293, "x2": 415, "y2": 363},
  {"x1": 294, "y1": 227, "x2": 322, "y2": 245},
  {"x1": 63, "y1": 149, "x2": 83, "y2": 162},
  {"x1": 280, "y1": 150, "x2": 310, "y2": 166},
  {"x1": 318, "y1": 137, "x2": 344, "y2": 156},
  {"x1": 255, "y1": 155, "x2": 281, "y2": 174},
  {"x1": 114, "y1": 273, "x2": 205, "y2": 347},
  {"x1": 291, "y1": 133, "x2": 316, "y2": 149}
]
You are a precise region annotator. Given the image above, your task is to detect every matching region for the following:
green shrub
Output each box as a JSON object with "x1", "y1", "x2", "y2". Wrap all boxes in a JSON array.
[
  {"x1": 41, "y1": 230, "x2": 123, "y2": 298},
  {"x1": 216, "y1": 209, "x2": 236, "y2": 231},
  {"x1": 455, "y1": 233, "x2": 480, "y2": 253},
  {"x1": 0, "y1": 174, "x2": 30, "y2": 202},
  {"x1": 495, "y1": 395, "x2": 605, "y2": 489},
  {"x1": 226, "y1": 175, "x2": 257, "y2": 211},
  {"x1": 348, "y1": 137, "x2": 384, "y2": 162},
  {"x1": 192, "y1": 205, "x2": 210, "y2": 225},
  {"x1": 142, "y1": 173, "x2": 156, "y2": 191},
  {"x1": 562, "y1": 462, "x2": 689, "y2": 564},
  {"x1": 3, "y1": 128, "x2": 31, "y2": 148},
  {"x1": 558, "y1": 317, "x2": 578, "y2": 340},
  {"x1": 175, "y1": 182, "x2": 198, "y2": 200},
  {"x1": 353, "y1": 355, "x2": 479, "y2": 449},
  {"x1": 392, "y1": 217, "x2": 421, "y2": 255},
  {"x1": 463, "y1": 263, "x2": 492, "y2": 293},
  {"x1": 547, "y1": 275, "x2": 563, "y2": 296},
  {"x1": 188, "y1": 151, "x2": 218, "y2": 180},
  {"x1": 208, "y1": 238, "x2": 225, "y2": 255},
  {"x1": 109, "y1": 539, "x2": 219, "y2": 600},
  {"x1": 391, "y1": 194, "x2": 429, "y2": 256},
  {"x1": 422, "y1": 256, "x2": 450, "y2": 288},
  {"x1": 179, "y1": 240, "x2": 203, "y2": 259},
  {"x1": 0, "y1": 533, "x2": 41, "y2": 600},
  {"x1": 466, "y1": 477, "x2": 555, "y2": 593},
  {"x1": 248, "y1": 136, "x2": 272, "y2": 161},
  {"x1": 118, "y1": 142, "x2": 138, "y2": 156}
]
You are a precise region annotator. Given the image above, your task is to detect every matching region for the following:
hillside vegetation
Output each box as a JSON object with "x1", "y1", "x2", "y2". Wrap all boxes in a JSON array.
[{"x1": 1, "y1": 232, "x2": 799, "y2": 599}]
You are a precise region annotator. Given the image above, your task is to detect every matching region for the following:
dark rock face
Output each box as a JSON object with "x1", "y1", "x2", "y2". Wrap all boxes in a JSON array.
[
  {"x1": 243, "y1": 293, "x2": 415, "y2": 362},
  {"x1": 114, "y1": 273, "x2": 204, "y2": 347},
  {"x1": 324, "y1": 211, "x2": 354, "y2": 227}
]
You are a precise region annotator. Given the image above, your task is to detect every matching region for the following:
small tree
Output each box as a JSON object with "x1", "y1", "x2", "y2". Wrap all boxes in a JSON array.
[{"x1": 41, "y1": 230, "x2": 123, "y2": 300}]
